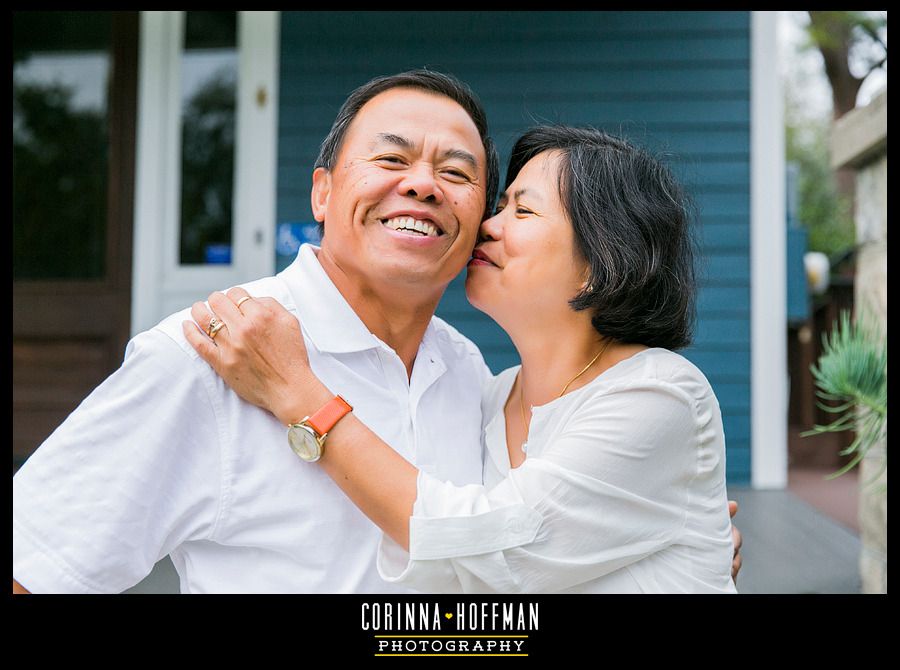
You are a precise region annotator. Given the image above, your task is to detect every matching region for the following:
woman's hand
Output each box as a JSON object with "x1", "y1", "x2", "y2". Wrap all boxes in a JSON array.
[
  {"x1": 182, "y1": 287, "x2": 332, "y2": 426},
  {"x1": 729, "y1": 500, "x2": 743, "y2": 582},
  {"x1": 185, "y1": 288, "x2": 418, "y2": 549}
]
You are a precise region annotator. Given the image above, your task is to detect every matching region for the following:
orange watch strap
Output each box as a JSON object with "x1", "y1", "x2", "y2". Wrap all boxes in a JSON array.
[{"x1": 305, "y1": 395, "x2": 353, "y2": 437}]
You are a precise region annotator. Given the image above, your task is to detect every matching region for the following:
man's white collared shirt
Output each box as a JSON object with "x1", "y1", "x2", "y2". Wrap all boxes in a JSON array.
[{"x1": 13, "y1": 244, "x2": 490, "y2": 593}]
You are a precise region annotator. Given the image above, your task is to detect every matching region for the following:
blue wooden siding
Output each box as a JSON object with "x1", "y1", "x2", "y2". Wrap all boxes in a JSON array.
[{"x1": 276, "y1": 11, "x2": 751, "y2": 483}]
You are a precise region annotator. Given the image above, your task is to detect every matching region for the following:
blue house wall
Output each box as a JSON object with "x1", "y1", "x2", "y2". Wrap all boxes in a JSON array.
[{"x1": 276, "y1": 11, "x2": 752, "y2": 483}]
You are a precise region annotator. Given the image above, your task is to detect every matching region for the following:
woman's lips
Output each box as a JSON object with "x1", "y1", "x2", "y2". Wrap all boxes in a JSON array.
[{"x1": 469, "y1": 248, "x2": 497, "y2": 267}]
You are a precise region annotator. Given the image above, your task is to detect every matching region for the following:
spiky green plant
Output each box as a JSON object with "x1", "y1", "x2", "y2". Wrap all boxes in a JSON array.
[{"x1": 802, "y1": 309, "x2": 887, "y2": 487}]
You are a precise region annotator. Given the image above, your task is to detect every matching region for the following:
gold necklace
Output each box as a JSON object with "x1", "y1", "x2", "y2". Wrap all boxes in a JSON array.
[{"x1": 518, "y1": 339, "x2": 612, "y2": 452}]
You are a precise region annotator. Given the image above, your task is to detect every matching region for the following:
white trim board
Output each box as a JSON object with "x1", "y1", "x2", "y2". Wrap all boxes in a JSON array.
[
  {"x1": 750, "y1": 11, "x2": 788, "y2": 489},
  {"x1": 131, "y1": 11, "x2": 279, "y2": 335}
]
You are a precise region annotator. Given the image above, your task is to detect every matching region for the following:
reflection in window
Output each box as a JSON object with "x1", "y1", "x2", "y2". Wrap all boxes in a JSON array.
[
  {"x1": 179, "y1": 11, "x2": 238, "y2": 266},
  {"x1": 12, "y1": 12, "x2": 111, "y2": 280}
]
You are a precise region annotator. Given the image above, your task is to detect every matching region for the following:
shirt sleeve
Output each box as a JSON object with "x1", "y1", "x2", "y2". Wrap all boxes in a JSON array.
[
  {"x1": 377, "y1": 380, "x2": 701, "y2": 593},
  {"x1": 12, "y1": 327, "x2": 224, "y2": 594}
]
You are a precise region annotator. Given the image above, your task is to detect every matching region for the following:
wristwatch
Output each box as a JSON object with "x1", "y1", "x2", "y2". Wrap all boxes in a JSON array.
[{"x1": 286, "y1": 395, "x2": 353, "y2": 462}]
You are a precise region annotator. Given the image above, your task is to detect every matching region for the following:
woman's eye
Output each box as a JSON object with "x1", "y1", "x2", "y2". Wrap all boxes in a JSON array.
[{"x1": 493, "y1": 203, "x2": 532, "y2": 216}]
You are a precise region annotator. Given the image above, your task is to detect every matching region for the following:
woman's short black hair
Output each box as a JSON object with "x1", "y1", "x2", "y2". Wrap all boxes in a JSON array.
[
  {"x1": 315, "y1": 69, "x2": 499, "y2": 224},
  {"x1": 506, "y1": 125, "x2": 697, "y2": 350}
]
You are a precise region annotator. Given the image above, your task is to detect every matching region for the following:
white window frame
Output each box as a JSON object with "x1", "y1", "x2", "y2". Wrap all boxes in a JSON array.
[{"x1": 132, "y1": 11, "x2": 279, "y2": 334}]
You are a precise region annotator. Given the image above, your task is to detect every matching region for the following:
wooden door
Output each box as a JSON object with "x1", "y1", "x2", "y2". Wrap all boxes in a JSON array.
[{"x1": 13, "y1": 12, "x2": 139, "y2": 470}]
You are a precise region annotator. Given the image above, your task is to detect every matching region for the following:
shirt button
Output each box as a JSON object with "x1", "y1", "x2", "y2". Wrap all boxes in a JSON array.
[{"x1": 509, "y1": 518, "x2": 525, "y2": 534}]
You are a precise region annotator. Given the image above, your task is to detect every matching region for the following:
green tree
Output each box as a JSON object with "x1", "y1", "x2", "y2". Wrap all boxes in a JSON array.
[
  {"x1": 13, "y1": 81, "x2": 109, "y2": 280},
  {"x1": 179, "y1": 72, "x2": 236, "y2": 265},
  {"x1": 784, "y1": 116, "x2": 854, "y2": 258},
  {"x1": 806, "y1": 11, "x2": 887, "y2": 121},
  {"x1": 805, "y1": 12, "x2": 887, "y2": 209},
  {"x1": 784, "y1": 11, "x2": 886, "y2": 260}
]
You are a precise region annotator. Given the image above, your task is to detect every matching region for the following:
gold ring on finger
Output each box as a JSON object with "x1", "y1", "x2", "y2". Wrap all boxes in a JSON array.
[
  {"x1": 207, "y1": 316, "x2": 226, "y2": 340},
  {"x1": 236, "y1": 296, "x2": 253, "y2": 312}
]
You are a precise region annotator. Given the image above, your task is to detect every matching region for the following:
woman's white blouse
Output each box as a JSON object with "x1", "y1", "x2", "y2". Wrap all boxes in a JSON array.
[{"x1": 377, "y1": 348, "x2": 738, "y2": 593}]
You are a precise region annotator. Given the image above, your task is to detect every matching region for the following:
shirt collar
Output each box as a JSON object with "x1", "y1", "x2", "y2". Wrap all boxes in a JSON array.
[
  {"x1": 277, "y1": 244, "x2": 384, "y2": 354},
  {"x1": 278, "y1": 245, "x2": 448, "y2": 368}
]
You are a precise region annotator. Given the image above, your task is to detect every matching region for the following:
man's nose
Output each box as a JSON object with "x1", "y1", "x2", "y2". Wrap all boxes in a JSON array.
[{"x1": 397, "y1": 164, "x2": 444, "y2": 203}]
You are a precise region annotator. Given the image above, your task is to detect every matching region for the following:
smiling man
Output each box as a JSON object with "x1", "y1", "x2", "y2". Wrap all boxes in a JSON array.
[
  {"x1": 13, "y1": 70, "x2": 500, "y2": 593},
  {"x1": 307, "y1": 84, "x2": 493, "y2": 375}
]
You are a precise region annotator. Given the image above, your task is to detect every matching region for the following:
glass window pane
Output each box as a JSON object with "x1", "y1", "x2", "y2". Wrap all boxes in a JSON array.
[
  {"x1": 13, "y1": 12, "x2": 111, "y2": 281},
  {"x1": 179, "y1": 11, "x2": 238, "y2": 266}
]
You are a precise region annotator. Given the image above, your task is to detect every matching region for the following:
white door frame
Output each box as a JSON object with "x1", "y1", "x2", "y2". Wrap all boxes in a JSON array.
[
  {"x1": 750, "y1": 11, "x2": 788, "y2": 488},
  {"x1": 131, "y1": 11, "x2": 279, "y2": 334}
]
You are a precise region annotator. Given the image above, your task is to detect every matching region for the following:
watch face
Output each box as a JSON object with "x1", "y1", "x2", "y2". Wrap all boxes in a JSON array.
[{"x1": 287, "y1": 424, "x2": 322, "y2": 462}]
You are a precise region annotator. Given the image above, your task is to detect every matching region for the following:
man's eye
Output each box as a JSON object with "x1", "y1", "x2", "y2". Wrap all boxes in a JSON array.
[
  {"x1": 516, "y1": 207, "x2": 533, "y2": 215},
  {"x1": 375, "y1": 155, "x2": 405, "y2": 165},
  {"x1": 443, "y1": 168, "x2": 473, "y2": 182}
]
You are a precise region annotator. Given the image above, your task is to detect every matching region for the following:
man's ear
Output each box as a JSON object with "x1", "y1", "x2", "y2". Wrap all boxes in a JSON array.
[{"x1": 311, "y1": 167, "x2": 331, "y2": 223}]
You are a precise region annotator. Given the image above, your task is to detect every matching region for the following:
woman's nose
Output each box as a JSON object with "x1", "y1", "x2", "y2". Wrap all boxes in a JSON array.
[{"x1": 478, "y1": 211, "x2": 504, "y2": 242}]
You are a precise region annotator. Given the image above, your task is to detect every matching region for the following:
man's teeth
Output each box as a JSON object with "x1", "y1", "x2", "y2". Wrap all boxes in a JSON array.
[{"x1": 382, "y1": 217, "x2": 440, "y2": 237}]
